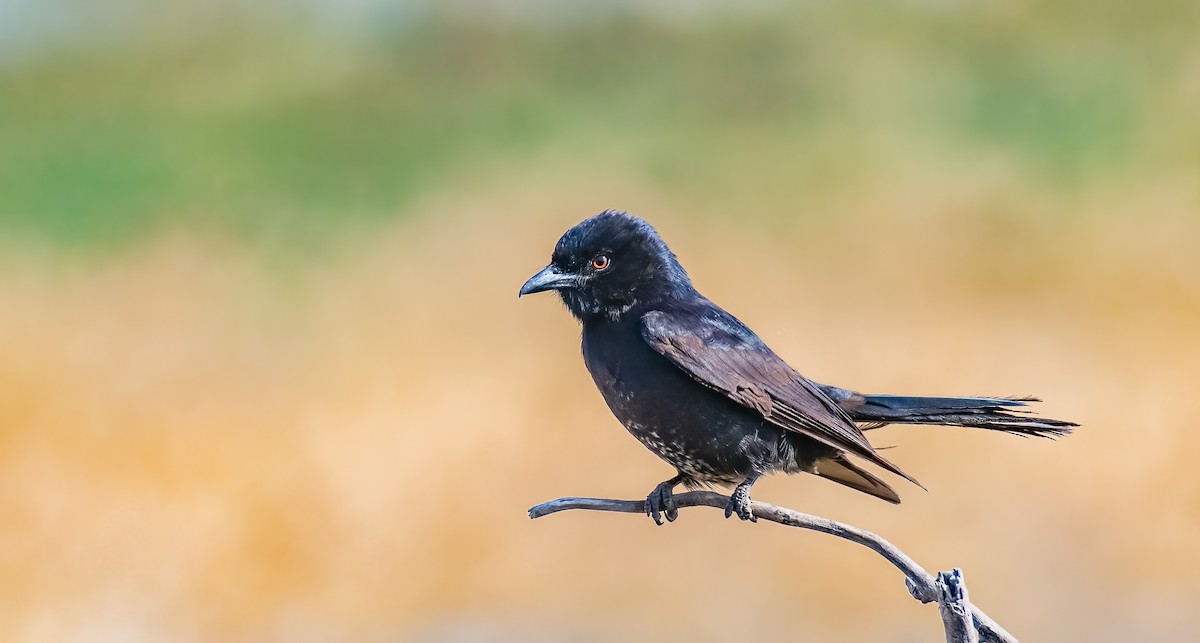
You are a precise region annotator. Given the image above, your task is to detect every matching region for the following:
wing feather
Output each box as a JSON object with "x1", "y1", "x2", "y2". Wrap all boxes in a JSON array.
[{"x1": 640, "y1": 309, "x2": 920, "y2": 487}]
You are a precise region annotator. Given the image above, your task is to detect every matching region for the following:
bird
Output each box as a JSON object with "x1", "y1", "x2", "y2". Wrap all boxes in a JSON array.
[{"x1": 519, "y1": 210, "x2": 1075, "y2": 525}]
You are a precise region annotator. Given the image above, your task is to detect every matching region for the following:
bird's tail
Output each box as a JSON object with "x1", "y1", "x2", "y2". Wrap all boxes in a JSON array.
[
  {"x1": 846, "y1": 394, "x2": 1076, "y2": 438},
  {"x1": 815, "y1": 456, "x2": 901, "y2": 504}
]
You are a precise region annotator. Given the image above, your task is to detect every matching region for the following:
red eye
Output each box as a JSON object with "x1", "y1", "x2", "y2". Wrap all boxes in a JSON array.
[{"x1": 591, "y1": 255, "x2": 610, "y2": 270}]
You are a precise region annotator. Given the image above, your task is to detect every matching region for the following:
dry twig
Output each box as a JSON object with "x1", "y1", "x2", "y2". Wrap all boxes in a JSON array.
[{"x1": 529, "y1": 490, "x2": 1016, "y2": 643}]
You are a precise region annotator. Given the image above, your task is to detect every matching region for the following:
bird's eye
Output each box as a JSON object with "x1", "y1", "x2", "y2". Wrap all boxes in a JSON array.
[{"x1": 591, "y1": 255, "x2": 610, "y2": 271}]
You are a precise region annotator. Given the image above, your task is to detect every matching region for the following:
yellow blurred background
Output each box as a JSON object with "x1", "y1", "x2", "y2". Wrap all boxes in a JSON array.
[{"x1": 1, "y1": 1, "x2": 1198, "y2": 641}]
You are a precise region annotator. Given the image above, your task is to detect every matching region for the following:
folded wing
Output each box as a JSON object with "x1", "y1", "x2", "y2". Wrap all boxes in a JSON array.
[{"x1": 640, "y1": 308, "x2": 920, "y2": 487}]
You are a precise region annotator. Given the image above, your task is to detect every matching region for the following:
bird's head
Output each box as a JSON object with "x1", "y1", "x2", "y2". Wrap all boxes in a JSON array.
[{"x1": 519, "y1": 210, "x2": 692, "y2": 322}]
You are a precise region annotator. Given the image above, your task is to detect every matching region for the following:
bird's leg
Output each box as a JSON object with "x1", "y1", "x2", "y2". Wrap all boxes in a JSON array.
[
  {"x1": 645, "y1": 473, "x2": 687, "y2": 526},
  {"x1": 725, "y1": 473, "x2": 761, "y2": 522}
]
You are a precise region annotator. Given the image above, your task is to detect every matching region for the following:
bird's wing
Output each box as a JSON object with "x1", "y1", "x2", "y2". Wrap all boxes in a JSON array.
[{"x1": 640, "y1": 308, "x2": 920, "y2": 486}]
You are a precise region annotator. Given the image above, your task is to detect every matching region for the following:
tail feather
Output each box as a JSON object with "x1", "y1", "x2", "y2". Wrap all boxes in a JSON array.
[
  {"x1": 815, "y1": 456, "x2": 901, "y2": 504},
  {"x1": 847, "y1": 393, "x2": 1076, "y2": 438}
]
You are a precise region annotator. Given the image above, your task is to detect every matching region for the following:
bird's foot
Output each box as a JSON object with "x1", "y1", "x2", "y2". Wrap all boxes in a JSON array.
[
  {"x1": 645, "y1": 479, "x2": 681, "y2": 526},
  {"x1": 724, "y1": 478, "x2": 758, "y2": 522}
]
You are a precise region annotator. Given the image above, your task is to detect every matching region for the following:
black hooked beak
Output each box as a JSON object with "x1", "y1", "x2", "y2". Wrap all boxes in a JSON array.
[{"x1": 519, "y1": 264, "x2": 576, "y2": 297}]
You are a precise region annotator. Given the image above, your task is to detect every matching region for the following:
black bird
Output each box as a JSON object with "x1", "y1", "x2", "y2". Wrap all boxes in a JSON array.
[{"x1": 520, "y1": 211, "x2": 1075, "y2": 524}]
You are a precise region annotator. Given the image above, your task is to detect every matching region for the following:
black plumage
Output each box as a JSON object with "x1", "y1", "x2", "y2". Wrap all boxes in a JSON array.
[{"x1": 520, "y1": 210, "x2": 1075, "y2": 524}]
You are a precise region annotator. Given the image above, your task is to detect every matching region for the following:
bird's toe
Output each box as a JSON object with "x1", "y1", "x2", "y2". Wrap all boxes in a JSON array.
[
  {"x1": 739, "y1": 500, "x2": 757, "y2": 522},
  {"x1": 664, "y1": 494, "x2": 678, "y2": 522},
  {"x1": 644, "y1": 496, "x2": 662, "y2": 526},
  {"x1": 645, "y1": 481, "x2": 680, "y2": 526},
  {"x1": 645, "y1": 491, "x2": 665, "y2": 526},
  {"x1": 725, "y1": 489, "x2": 757, "y2": 522}
]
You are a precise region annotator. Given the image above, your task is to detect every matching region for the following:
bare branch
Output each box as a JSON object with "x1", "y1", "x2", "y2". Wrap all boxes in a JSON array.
[
  {"x1": 529, "y1": 491, "x2": 1015, "y2": 643},
  {"x1": 937, "y1": 569, "x2": 979, "y2": 643}
]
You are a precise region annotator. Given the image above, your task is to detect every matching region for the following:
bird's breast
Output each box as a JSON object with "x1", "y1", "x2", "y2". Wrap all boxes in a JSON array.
[{"x1": 581, "y1": 319, "x2": 785, "y2": 480}]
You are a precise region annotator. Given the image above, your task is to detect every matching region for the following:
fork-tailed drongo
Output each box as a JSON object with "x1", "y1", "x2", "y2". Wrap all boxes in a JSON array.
[{"x1": 520, "y1": 210, "x2": 1074, "y2": 524}]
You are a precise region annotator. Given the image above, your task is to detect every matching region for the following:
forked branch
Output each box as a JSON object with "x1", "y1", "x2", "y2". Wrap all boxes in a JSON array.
[{"x1": 529, "y1": 491, "x2": 1015, "y2": 643}]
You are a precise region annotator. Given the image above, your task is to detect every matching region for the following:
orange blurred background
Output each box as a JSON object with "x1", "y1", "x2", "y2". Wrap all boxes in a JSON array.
[{"x1": 1, "y1": 1, "x2": 1198, "y2": 641}]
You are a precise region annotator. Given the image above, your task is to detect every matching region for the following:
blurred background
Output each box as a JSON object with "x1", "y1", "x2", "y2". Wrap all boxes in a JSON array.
[{"x1": 1, "y1": 0, "x2": 1198, "y2": 641}]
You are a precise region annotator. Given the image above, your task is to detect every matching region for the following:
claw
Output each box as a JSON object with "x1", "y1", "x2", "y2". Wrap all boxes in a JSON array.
[
  {"x1": 645, "y1": 495, "x2": 663, "y2": 526},
  {"x1": 725, "y1": 476, "x2": 758, "y2": 522},
  {"x1": 663, "y1": 492, "x2": 678, "y2": 522},
  {"x1": 645, "y1": 476, "x2": 683, "y2": 526}
]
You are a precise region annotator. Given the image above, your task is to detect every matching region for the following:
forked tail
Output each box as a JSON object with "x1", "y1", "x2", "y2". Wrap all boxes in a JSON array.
[{"x1": 821, "y1": 386, "x2": 1076, "y2": 438}]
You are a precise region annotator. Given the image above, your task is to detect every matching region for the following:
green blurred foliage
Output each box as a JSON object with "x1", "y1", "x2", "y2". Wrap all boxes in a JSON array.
[{"x1": 0, "y1": 0, "x2": 1196, "y2": 250}]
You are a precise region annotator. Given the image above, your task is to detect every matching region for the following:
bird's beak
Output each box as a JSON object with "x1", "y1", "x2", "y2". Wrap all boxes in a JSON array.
[{"x1": 519, "y1": 265, "x2": 575, "y2": 297}]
